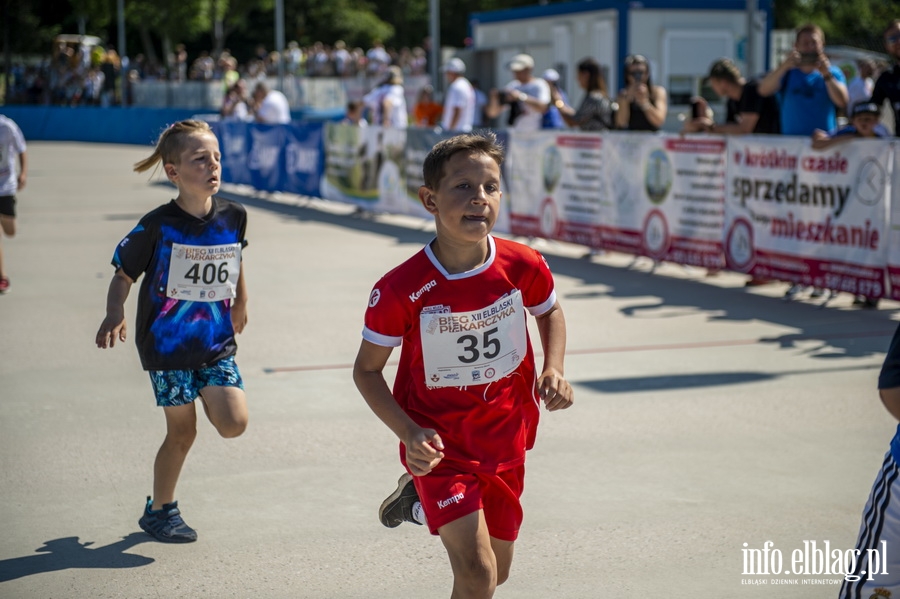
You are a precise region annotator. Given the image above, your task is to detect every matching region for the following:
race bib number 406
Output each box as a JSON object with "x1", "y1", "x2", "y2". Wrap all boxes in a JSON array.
[
  {"x1": 420, "y1": 291, "x2": 527, "y2": 388},
  {"x1": 167, "y1": 242, "x2": 241, "y2": 302}
]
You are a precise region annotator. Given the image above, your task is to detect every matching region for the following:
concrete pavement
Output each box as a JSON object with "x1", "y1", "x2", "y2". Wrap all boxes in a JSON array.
[{"x1": 1, "y1": 141, "x2": 898, "y2": 598}]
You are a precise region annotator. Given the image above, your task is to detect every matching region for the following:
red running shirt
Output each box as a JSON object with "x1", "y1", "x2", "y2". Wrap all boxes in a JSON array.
[{"x1": 362, "y1": 235, "x2": 557, "y2": 473}]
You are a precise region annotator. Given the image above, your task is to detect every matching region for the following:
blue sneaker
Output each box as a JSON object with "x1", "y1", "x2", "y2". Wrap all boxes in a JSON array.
[
  {"x1": 378, "y1": 473, "x2": 422, "y2": 528},
  {"x1": 138, "y1": 496, "x2": 197, "y2": 543}
]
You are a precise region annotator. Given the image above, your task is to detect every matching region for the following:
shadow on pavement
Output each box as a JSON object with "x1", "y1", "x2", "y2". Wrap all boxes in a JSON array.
[
  {"x1": 577, "y1": 363, "x2": 880, "y2": 394},
  {"x1": 0, "y1": 533, "x2": 154, "y2": 582}
]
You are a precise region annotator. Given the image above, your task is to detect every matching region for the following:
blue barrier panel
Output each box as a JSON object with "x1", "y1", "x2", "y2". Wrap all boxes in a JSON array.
[
  {"x1": 282, "y1": 122, "x2": 324, "y2": 198},
  {"x1": 0, "y1": 106, "x2": 203, "y2": 145},
  {"x1": 212, "y1": 120, "x2": 325, "y2": 197}
]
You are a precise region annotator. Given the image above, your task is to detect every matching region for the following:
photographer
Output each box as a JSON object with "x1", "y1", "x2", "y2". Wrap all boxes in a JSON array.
[
  {"x1": 485, "y1": 53, "x2": 550, "y2": 131},
  {"x1": 615, "y1": 54, "x2": 668, "y2": 131},
  {"x1": 757, "y1": 23, "x2": 848, "y2": 135}
]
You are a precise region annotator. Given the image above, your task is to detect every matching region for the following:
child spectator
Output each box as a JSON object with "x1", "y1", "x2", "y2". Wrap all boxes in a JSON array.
[
  {"x1": 413, "y1": 85, "x2": 443, "y2": 127},
  {"x1": 811, "y1": 101, "x2": 886, "y2": 308}
]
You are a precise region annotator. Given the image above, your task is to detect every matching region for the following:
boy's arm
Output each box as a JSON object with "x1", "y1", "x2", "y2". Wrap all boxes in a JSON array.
[
  {"x1": 353, "y1": 339, "x2": 445, "y2": 475},
  {"x1": 17, "y1": 150, "x2": 26, "y2": 191},
  {"x1": 881, "y1": 388, "x2": 900, "y2": 422},
  {"x1": 534, "y1": 302, "x2": 574, "y2": 411},
  {"x1": 96, "y1": 269, "x2": 134, "y2": 348},
  {"x1": 231, "y1": 261, "x2": 248, "y2": 334}
]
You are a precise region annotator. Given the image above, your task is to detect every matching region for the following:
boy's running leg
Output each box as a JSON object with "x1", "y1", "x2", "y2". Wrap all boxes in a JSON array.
[
  {"x1": 198, "y1": 386, "x2": 248, "y2": 438},
  {"x1": 491, "y1": 536, "x2": 514, "y2": 586},
  {"x1": 439, "y1": 510, "x2": 509, "y2": 599},
  {"x1": 153, "y1": 402, "x2": 198, "y2": 508},
  {"x1": 0, "y1": 214, "x2": 16, "y2": 292}
]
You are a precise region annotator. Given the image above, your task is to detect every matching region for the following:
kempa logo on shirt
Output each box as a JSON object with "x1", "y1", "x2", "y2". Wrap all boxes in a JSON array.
[
  {"x1": 437, "y1": 491, "x2": 465, "y2": 509},
  {"x1": 368, "y1": 289, "x2": 381, "y2": 307},
  {"x1": 409, "y1": 280, "x2": 437, "y2": 302}
]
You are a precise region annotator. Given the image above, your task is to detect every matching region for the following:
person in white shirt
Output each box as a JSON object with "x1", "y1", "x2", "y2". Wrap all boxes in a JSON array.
[
  {"x1": 485, "y1": 53, "x2": 551, "y2": 131},
  {"x1": 848, "y1": 58, "x2": 876, "y2": 110},
  {"x1": 0, "y1": 114, "x2": 26, "y2": 294},
  {"x1": 363, "y1": 66, "x2": 408, "y2": 128},
  {"x1": 440, "y1": 57, "x2": 476, "y2": 132},
  {"x1": 251, "y1": 82, "x2": 291, "y2": 124}
]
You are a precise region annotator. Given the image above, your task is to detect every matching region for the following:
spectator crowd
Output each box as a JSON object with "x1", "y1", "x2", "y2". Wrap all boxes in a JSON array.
[{"x1": 4, "y1": 37, "x2": 434, "y2": 108}]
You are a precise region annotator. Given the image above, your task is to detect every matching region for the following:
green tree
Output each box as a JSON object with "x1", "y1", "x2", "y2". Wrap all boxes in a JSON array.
[{"x1": 285, "y1": 0, "x2": 393, "y2": 49}]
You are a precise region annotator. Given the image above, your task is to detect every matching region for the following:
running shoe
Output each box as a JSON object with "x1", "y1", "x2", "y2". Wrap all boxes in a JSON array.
[
  {"x1": 0, "y1": 277, "x2": 9, "y2": 294},
  {"x1": 378, "y1": 473, "x2": 421, "y2": 528},
  {"x1": 138, "y1": 496, "x2": 198, "y2": 543},
  {"x1": 783, "y1": 284, "x2": 803, "y2": 299},
  {"x1": 853, "y1": 295, "x2": 879, "y2": 309}
]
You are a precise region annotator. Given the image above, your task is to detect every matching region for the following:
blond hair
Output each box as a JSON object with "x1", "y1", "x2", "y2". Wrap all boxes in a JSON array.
[{"x1": 133, "y1": 119, "x2": 215, "y2": 174}]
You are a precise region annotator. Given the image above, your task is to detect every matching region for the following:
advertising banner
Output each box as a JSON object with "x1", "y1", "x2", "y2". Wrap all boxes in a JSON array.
[
  {"x1": 603, "y1": 133, "x2": 726, "y2": 267},
  {"x1": 723, "y1": 137, "x2": 890, "y2": 297},
  {"x1": 506, "y1": 131, "x2": 605, "y2": 247}
]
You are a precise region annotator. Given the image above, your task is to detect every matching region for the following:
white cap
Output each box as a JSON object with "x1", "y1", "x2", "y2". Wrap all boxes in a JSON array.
[
  {"x1": 542, "y1": 68, "x2": 560, "y2": 82},
  {"x1": 442, "y1": 57, "x2": 466, "y2": 74},
  {"x1": 508, "y1": 53, "x2": 535, "y2": 71}
]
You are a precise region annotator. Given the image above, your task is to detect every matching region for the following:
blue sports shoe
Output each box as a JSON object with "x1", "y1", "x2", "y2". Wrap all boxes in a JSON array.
[{"x1": 139, "y1": 496, "x2": 198, "y2": 543}]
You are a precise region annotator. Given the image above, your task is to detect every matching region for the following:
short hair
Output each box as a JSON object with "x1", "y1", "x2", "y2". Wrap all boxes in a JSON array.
[
  {"x1": 707, "y1": 58, "x2": 742, "y2": 85},
  {"x1": 796, "y1": 23, "x2": 824, "y2": 42},
  {"x1": 422, "y1": 132, "x2": 504, "y2": 190}
]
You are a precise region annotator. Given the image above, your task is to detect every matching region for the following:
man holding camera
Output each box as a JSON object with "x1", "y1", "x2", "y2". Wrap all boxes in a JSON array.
[
  {"x1": 485, "y1": 53, "x2": 550, "y2": 131},
  {"x1": 757, "y1": 23, "x2": 848, "y2": 136}
]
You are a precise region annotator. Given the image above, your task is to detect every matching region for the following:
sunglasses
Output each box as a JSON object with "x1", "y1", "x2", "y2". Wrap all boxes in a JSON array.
[
  {"x1": 629, "y1": 69, "x2": 647, "y2": 76},
  {"x1": 887, "y1": 34, "x2": 900, "y2": 44}
]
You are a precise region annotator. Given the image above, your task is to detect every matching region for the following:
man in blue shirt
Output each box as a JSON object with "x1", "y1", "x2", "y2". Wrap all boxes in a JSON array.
[{"x1": 758, "y1": 23, "x2": 849, "y2": 135}]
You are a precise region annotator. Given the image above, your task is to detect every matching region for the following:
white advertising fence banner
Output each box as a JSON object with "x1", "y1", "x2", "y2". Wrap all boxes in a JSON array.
[
  {"x1": 602, "y1": 133, "x2": 727, "y2": 267},
  {"x1": 506, "y1": 131, "x2": 606, "y2": 247},
  {"x1": 228, "y1": 125, "x2": 900, "y2": 299},
  {"x1": 723, "y1": 136, "x2": 890, "y2": 298},
  {"x1": 888, "y1": 146, "x2": 900, "y2": 300}
]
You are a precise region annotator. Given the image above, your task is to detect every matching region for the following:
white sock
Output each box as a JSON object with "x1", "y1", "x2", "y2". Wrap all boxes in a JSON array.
[{"x1": 412, "y1": 501, "x2": 427, "y2": 525}]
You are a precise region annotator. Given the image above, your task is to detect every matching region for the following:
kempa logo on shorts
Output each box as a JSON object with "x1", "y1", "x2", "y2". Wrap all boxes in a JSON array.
[
  {"x1": 437, "y1": 492, "x2": 464, "y2": 509},
  {"x1": 409, "y1": 280, "x2": 437, "y2": 302}
]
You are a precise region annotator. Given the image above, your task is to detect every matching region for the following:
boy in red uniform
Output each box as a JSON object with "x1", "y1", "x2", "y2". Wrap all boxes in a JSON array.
[{"x1": 353, "y1": 132, "x2": 573, "y2": 597}]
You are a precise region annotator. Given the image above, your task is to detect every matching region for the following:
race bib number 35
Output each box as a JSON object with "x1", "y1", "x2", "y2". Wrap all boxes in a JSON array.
[
  {"x1": 167, "y1": 242, "x2": 241, "y2": 302},
  {"x1": 420, "y1": 291, "x2": 527, "y2": 388}
]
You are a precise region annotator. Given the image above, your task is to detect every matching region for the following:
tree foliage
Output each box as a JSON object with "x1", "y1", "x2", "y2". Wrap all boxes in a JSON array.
[
  {"x1": 13, "y1": 0, "x2": 900, "y2": 63},
  {"x1": 773, "y1": 0, "x2": 900, "y2": 39}
]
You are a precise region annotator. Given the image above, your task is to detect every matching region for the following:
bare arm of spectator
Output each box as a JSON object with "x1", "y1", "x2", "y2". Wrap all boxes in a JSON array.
[
  {"x1": 485, "y1": 89, "x2": 504, "y2": 119},
  {"x1": 614, "y1": 88, "x2": 631, "y2": 129},
  {"x1": 447, "y1": 106, "x2": 462, "y2": 130},
  {"x1": 810, "y1": 129, "x2": 855, "y2": 150},
  {"x1": 818, "y1": 54, "x2": 849, "y2": 110},
  {"x1": 642, "y1": 86, "x2": 667, "y2": 129},
  {"x1": 757, "y1": 51, "x2": 799, "y2": 97}
]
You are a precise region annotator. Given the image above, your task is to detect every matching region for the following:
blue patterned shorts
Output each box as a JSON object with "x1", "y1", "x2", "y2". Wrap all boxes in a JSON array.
[{"x1": 148, "y1": 356, "x2": 244, "y2": 407}]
